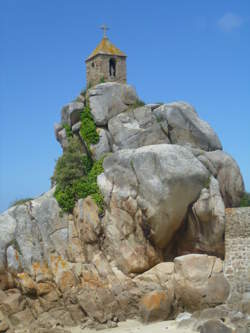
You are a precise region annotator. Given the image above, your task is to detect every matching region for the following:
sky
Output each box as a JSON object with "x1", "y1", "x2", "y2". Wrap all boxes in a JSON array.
[{"x1": 0, "y1": 0, "x2": 250, "y2": 212}]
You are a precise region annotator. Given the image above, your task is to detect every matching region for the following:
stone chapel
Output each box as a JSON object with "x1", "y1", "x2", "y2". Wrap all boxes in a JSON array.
[{"x1": 85, "y1": 26, "x2": 127, "y2": 87}]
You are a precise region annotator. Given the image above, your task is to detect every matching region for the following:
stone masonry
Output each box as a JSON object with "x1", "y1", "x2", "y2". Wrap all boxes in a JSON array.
[
  {"x1": 225, "y1": 208, "x2": 250, "y2": 311},
  {"x1": 86, "y1": 54, "x2": 126, "y2": 87}
]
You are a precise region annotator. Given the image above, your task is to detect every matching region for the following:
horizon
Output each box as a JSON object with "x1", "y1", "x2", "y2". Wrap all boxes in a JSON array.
[{"x1": 1, "y1": 0, "x2": 250, "y2": 212}]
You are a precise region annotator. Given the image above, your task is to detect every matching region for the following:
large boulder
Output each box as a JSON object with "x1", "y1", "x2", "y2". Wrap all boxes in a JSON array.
[
  {"x1": 102, "y1": 206, "x2": 162, "y2": 274},
  {"x1": 202, "y1": 150, "x2": 245, "y2": 207},
  {"x1": 56, "y1": 128, "x2": 69, "y2": 150},
  {"x1": 0, "y1": 189, "x2": 69, "y2": 277},
  {"x1": 170, "y1": 176, "x2": 225, "y2": 258},
  {"x1": 88, "y1": 82, "x2": 138, "y2": 125},
  {"x1": 99, "y1": 144, "x2": 209, "y2": 250},
  {"x1": 135, "y1": 262, "x2": 175, "y2": 322},
  {"x1": 174, "y1": 254, "x2": 230, "y2": 311},
  {"x1": 108, "y1": 105, "x2": 169, "y2": 150},
  {"x1": 153, "y1": 102, "x2": 222, "y2": 151},
  {"x1": 61, "y1": 101, "x2": 84, "y2": 127}
]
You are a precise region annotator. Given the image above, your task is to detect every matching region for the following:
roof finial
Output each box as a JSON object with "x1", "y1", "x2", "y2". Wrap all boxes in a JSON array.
[{"x1": 100, "y1": 24, "x2": 109, "y2": 38}]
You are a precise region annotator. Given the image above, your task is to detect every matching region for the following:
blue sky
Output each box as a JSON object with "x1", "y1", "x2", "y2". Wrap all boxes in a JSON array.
[{"x1": 0, "y1": 0, "x2": 249, "y2": 212}]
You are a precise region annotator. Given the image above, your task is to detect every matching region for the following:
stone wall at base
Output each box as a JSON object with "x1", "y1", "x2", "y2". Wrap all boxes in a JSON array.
[{"x1": 225, "y1": 208, "x2": 250, "y2": 310}]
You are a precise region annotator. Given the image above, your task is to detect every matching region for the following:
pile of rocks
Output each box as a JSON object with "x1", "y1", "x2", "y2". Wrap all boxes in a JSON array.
[{"x1": 0, "y1": 82, "x2": 247, "y2": 332}]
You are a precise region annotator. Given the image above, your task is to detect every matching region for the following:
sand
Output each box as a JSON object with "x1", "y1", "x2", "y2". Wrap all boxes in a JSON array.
[{"x1": 71, "y1": 319, "x2": 195, "y2": 333}]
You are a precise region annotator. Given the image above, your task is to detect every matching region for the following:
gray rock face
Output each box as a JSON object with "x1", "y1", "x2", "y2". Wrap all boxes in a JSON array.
[
  {"x1": 174, "y1": 254, "x2": 230, "y2": 311},
  {"x1": 153, "y1": 102, "x2": 222, "y2": 151},
  {"x1": 99, "y1": 144, "x2": 209, "y2": 249},
  {"x1": 54, "y1": 123, "x2": 63, "y2": 141},
  {"x1": 199, "y1": 319, "x2": 233, "y2": 333},
  {"x1": 61, "y1": 101, "x2": 84, "y2": 127},
  {"x1": 88, "y1": 82, "x2": 138, "y2": 125},
  {"x1": 56, "y1": 128, "x2": 69, "y2": 150},
  {"x1": 170, "y1": 176, "x2": 225, "y2": 258},
  {"x1": 0, "y1": 189, "x2": 69, "y2": 276},
  {"x1": 108, "y1": 105, "x2": 169, "y2": 150},
  {"x1": 203, "y1": 150, "x2": 245, "y2": 207},
  {"x1": 90, "y1": 128, "x2": 111, "y2": 161}
]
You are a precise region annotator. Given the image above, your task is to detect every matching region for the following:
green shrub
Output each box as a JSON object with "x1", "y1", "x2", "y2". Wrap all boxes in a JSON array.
[
  {"x1": 131, "y1": 99, "x2": 145, "y2": 109},
  {"x1": 9, "y1": 198, "x2": 33, "y2": 208},
  {"x1": 240, "y1": 192, "x2": 250, "y2": 207},
  {"x1": 80, "y1": 104, "x2": 99, "y2": 148},
  {"x1": 52, "y1": 137, "x2": 89, "y2": 188},
  {"x1": 52, "y1": 138, "x2": 104, "y2": 213},
  {"x1": 99, "y1": 76, "x2": 105, "y2": 84},
  {"x1": 63, "y1": 124, "x2": 73, "y2": 139}
]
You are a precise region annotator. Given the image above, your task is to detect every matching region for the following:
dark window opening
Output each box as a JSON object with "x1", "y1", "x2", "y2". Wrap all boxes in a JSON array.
[
  {"x1": 109, "y1": 58, "x2": 116, "y2": 77},
  {"x1": 91, "y1": 62, "x2": 95, "y2": 68}
]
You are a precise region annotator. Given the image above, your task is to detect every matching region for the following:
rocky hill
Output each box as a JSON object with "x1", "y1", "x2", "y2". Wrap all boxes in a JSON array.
[{"x1": 0, "y1": 82, "x2": 248, "y2": 333}]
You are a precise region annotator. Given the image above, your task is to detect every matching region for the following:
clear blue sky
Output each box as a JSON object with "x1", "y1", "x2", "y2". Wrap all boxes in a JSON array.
[{"x1": 1, "y1": 0, "x2": 249, "y2": 212}]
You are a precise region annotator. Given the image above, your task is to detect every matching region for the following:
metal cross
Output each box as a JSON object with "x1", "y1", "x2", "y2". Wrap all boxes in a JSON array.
[{"x1": 100, "y1": 24, "x2": 109, "y2": 38}]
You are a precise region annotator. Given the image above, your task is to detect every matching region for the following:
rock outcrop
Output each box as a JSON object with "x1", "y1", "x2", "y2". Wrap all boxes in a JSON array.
[{"x1": 0, "y1": 82, "x2": 246, "y2": 331}]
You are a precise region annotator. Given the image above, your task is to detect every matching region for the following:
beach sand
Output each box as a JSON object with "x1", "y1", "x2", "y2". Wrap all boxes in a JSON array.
[{"x1": 71, "y1": 319, "x2": 195, "y2": 333}]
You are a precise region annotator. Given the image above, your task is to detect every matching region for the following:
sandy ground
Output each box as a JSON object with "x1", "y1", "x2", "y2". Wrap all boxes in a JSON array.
[{"x1": 71, "y1": 319, "x2": 195, "y2": 333}]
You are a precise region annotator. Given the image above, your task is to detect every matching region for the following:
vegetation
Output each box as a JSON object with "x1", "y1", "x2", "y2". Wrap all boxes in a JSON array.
[
  {"x1": 52, "y1": 137, "x2": 104, "y2": 213},
  {"x1": 99, "y1": 76, "x2": 105, "y2": 83},
  {"x1": 63, "y1": 124, "x2": 73, "y2": 139},
  {"x1": 131, "y1": 99, "x2": 145, "y2": 109},
  {"x1": 9, "y1": 198, "x2": 33, "y2": 208},
  {"x1": 204, "y1": 176, "x2": 211, "y2": 189},
  {"x1": 80, "y1": 104, "x2": 99, "y2": 148},
  {"x1": 240, "y1": 192, "x2": 250, "y2": 207}
]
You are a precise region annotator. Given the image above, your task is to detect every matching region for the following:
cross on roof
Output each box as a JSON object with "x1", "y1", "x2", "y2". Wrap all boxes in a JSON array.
[{"x1": 100, "y1": 24, "x2": 109, "y2": 38}]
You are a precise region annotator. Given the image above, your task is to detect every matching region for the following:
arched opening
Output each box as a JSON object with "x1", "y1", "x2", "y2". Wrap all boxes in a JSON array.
[{"x1": 109, "y1": 58, "x2": 116, "y2": 77}]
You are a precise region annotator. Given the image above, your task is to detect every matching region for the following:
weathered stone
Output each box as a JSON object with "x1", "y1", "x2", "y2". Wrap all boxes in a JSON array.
[
  {"x1": 108, "y1": 106, "x2": 169, "y2": 150},
  {"x1": 171, "y1": 176, "x2": 225, "y2": 258},
  {"x1": 174, "y1": 254, "x2": 230, "y2": 311},
  {"x1": 9, "y1": 308, "x2": 34, "y2": 327},
  {"x1": 102, "y1": 207, "x2": 161, "y2": 274},
  {"x1": 61, "y1": 101, "x2": 84, "y2": 127},
  {"x1": 100, "y1": 144, "x2": 209, "y2": 250},
  {"x1": 71, "y1": 121, "x2": 81, "y2": 133},
  {"x1": 0, "y1": 311, "x2": 9, "y2": 332},
  {"x1": 56, "y1": 128, "x2": 69, "y2": 150},
  {"x1": 88, "y1": 82, "x2": 138, "y2": 125},
  {"x1": 153, "y1": 102, "x2": 222, "y2": 151},
  {"x1": 74, "y1": 197, "x2": 101, "y2": 244},
  {"x1": 0, "y1": 289, "x2": 25, "y2": 315},
  {"x1": 199, "y1": 319, "x2": 233, "y2": 333},
  {"x1": 140, "y1": 291, "x2": 171, "y2": 322},
  {"x1": 17, "y1": 272, "x2": 37, "y2": 295},
  {"x1": 203, "y1": 150, "x2": 245, "y2": 207},
  {"x1": 90, "y1": 128, "x2": 111, "y2": 160},
  {"x1": 54, "y1": 123, "x2": 63, "y2": 141},
  {"x1": 225, "y1": 208, "x2": 250, "y2": 310}
]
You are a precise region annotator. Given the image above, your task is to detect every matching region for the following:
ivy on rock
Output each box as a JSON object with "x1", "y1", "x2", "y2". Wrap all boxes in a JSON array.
[
  {"x1": 80, "y1": 104, "x2": 99, "y2": 148},
  {"x1": 52, "y1": 136, "x2": 104, "y2": 213}
]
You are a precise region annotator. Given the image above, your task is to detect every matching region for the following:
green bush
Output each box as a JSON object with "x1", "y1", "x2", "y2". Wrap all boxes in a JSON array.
[
  {"x1": 99, "y1": 76, "x2": 105, "y2": 84},
  {"x1": 131, "y1": 99, "x2": 145, "y2": 109},
  {"x1": 80, "y1": 104, "x2": 99, "y2": 148},
  {"x1": 52, "y1": 137, "x2": 104, "y2": 213},
  {"x1": 63, "y1": 124, "x2": 73, "y2": 139},
  {"x1": 240, "y1": 192, "x2": 250, "y2": 207},
  {"x1": 52, "y1": 137, "x2": 89, "y2": 189}
]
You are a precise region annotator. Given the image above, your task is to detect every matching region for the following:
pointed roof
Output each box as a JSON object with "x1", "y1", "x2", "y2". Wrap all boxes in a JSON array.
[{"x1": 86, "y1": 37, "x2": 126, "y2": 61}]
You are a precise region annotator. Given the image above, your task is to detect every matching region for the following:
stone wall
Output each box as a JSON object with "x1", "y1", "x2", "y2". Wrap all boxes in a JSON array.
[
  {"x1": 86, "y1": 54, "x2": 126, "y2": 87},
  {"x1": 224, "y1": 207, "x2": 250, "y2": 310}
]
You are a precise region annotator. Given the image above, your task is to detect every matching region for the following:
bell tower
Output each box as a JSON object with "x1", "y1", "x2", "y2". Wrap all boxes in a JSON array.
[{"x1": 85, "y1": 26, "x2": 127, "y2": 87}]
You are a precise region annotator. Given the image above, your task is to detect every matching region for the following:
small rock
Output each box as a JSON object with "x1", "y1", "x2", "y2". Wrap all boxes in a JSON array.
[{"x1": 199, "y1": 319, "x2": 233, "y2": 333}]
